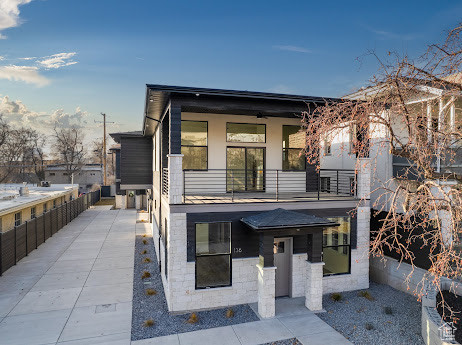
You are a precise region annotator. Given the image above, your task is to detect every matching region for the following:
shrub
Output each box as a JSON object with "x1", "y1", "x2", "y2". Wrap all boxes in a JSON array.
[
  {"x1": 143, "y1": 257, "x2": 151, "y2": 263},
  {"x1": 384, "y1": 306, "x2": 393, "y2": 315},
  {"x1": 141, "y1": 250, "x2": 147, "y2": 255},
  {"x1": 143, "y1": 319, "x2": 154, "y2": 327},
  {"x1": 226, "y1": 308, "x2": 234, "y2": 318},
  {"x1": 331, "y1": 293, "x2": 342, "y2": 302},
  {"x1": 187, "y1": 313, "x2": 198, "y2": 324},
  {"x1": 142, "y1": 239, "x2": 148, "y2": 245},
  {"x1": 141, "y1": 271, "x2": 151, "y2": 279},
  {"x1": 358, "y1": 290, "x2": 374, "y2": 301},
  {"x1": 146, "y1": 288, "x2": 157, "y2": 296},
  {"x1": 365, "y1": 322, "x2": 374, "y2": 330}
]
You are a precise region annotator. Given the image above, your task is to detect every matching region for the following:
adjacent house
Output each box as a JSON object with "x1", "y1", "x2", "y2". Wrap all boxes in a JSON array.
[
  {"x1": 109, "y1": 131, "x2": 152, "y2": 209},
  {"x1": 116, "y1": 84, "x2": 371, "y2": 318},
  {"x1": 0, "y1": 184, "x2": 78, "y2": 233},
  {"x1": 45, "y1": 164, "x2": 103, "y2": 193}
]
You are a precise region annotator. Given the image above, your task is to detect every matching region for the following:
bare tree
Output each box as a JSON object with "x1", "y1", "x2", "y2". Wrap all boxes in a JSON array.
[
  {"x1": 52, "y1": 126, "x2": 87, "y2": 183},
  {"x1": 301, "y1": 24, "x2": 462, "y2": 320}
]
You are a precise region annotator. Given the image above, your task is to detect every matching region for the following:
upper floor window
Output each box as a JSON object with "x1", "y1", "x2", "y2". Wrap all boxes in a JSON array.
[
  {"x1": 49, "y1": 172, "x2": 55, "y2": 176},
  {"x1": 43, "y1": 203, "x2": 48, "y2": 212},
  {"x1": 181, "y1": 121, "x2": 208, "y2": 170},
  {"x1": 282, "y1": 125, "x2": 306, "y2": 171},
  {"x1": 195, "y1": 222, "x2": 231, "y2": 289},
  {"x1": 349, "y1": 123, "x2": 357, "y2": 154},
  {"x1": 14, "y1": 212, "x2": 21, "y2": 227},
  {"x1": 53, "y1": 200, "x2": 56, "y2": 208},
  {"x1": 31, "y1": 207, "x2": 36, "y2": 219},
  {"x1": 323, "y1": 139, "x2": 332, "y2": 156},
  {"x1": 226, "y1": 123, "x2": 266, "y2": 143}
]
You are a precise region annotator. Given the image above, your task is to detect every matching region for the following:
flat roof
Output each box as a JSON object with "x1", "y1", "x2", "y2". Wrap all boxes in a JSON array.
[{"x1": 0, "y1": 184, "x2": 78, "y2": 216}]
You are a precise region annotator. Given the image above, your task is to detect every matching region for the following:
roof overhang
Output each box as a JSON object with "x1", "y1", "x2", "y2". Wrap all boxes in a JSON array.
[{"x1": 143, "y1": 84, "x2": 343, "y2": 136}]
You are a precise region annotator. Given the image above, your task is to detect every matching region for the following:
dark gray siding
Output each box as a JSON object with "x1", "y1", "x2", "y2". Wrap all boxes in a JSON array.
[
  {"x1": 120, "y1": 136, "x2": 153, "y2": 185},
  {"x1": 186, "y1": 208, "x2": 356, "y2": 262}
]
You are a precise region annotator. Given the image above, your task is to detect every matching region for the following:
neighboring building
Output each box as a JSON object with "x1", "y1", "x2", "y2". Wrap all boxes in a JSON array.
[
  {"x1": 116, "y1": 84, "x2": 371, "y2": 319},
  {"x1": 44, "y1": 164, "x2": 103, "y2": 194},
  {"x1": 0, "y1": 184, "x2": 78, "y2": 233},
  {"x1": 109, "y1": 132, "x2": 151, "y2": 210}
]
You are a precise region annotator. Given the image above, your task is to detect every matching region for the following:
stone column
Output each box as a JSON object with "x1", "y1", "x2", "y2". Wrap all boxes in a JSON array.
[
  {"x1": 357, "y1": 157, "x2": 371, "y2": 200},
  {"x1": 305, "y1": 261, "x2": 325, "y2": 311},
  {"x1": 256, "y1": 263, "x2": 276, "y2": 318},
  {"x1": 167, "y1": 154, "x2": 184, "y2": 204}
]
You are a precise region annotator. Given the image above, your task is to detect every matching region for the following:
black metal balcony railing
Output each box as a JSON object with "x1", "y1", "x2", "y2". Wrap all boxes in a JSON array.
[
  {"x1": 182, "y1": 169, "x2": 356, "y2": 204},
  {"x1": 162, "y1": 168, "x2": 169, "y2": 195}
]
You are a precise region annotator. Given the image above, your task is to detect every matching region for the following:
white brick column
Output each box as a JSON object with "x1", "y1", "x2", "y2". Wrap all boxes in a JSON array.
[
  {"x1": 256, "y1": 263, "x2": 276, "y2": 318},
  {"x1": 357, "y1": 157, "x2": 371, "y2": 200},
  {"x1": 305, "y1": 261, "x2": 324, "y2": 311},
  {"x1": 167, "y1": 154, "x2": 184, "y2": 204}
]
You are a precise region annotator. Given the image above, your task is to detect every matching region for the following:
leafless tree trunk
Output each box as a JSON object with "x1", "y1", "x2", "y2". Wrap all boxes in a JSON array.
[{"x1": 52, "y1": 126, "x2": 87, "y2": 183}]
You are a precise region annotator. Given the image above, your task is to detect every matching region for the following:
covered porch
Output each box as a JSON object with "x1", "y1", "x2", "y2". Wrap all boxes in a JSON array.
[{"x1": 241, "y1": 208, "x2": 340, "y2": 319}]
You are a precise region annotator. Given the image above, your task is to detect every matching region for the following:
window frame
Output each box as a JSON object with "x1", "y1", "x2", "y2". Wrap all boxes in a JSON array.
[
  {"x1": 226, "y1": 122, "x2": 266, "y2": 144},
  {"x1": 14, "y1": 212, "x2": 21, "y2": 227},
  {"x1": 181, "y1": 120, "x2": 208, "y2": 171},
  {"x1": 282, "y1": 125, "x2": 306, "y2": 171},
  {"x1": 31, "y1": 207, "x2": 36, "y2": 219},
  {"x1": 194, "y1": 221, "x2": 232, "y2": 289},
  {"x1": 322, "y1": 216, "x2": 352, "y2": 276}
]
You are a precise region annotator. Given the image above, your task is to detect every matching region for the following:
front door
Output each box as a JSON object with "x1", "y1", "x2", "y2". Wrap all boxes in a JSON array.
[
  {"x1": 226, "y1": 147, "x2": 265, "y2": 192},
  {"x1": 274, "y1": 238, "x2": 291, "y2": 297},
  {"x1": 127, "y1": 191, "x2": 136, "y2": 209}
]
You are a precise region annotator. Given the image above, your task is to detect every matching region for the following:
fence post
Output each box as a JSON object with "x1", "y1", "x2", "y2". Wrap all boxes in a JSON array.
[
  {"x1": 0, "y1": 232, "x2": 2, "y2": 276},
  {"x1": 14, "y1": 226, "x2": 17, "y2": 264},
  {"x1": 232, "y1": 171, "x2": 234, "y2": 202},
  {"x1": 25, "y1": 222, "x2": 28, "y2": 256},
  {"x1": 317, "y1": 172, "x2": 320, "y2": 201},
  {"x1": 35, "y1": 218, "x2": 38, "y2": 249}
]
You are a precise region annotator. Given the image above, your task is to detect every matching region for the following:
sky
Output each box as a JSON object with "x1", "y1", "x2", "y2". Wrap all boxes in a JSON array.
[{"x1": 0, "y1": 0, "x2": 461, "y2": 145}]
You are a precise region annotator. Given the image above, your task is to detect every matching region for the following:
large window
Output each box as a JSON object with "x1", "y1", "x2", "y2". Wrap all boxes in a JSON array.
[
  {"x1": 181, "y1": 121, "x2": 208, "y2": 170},
  {"x1": 282, "y1": 125, "x2": 305, "y2": 170},
  {"x1": 226, "y1": 123, "x2": 266, "y2": 143},
  {"x1": 31, "y1": 207, "x2": 36, "y2": 219},
  {"x1": 195, "y1": 222, "x2": 231, "y2": 289},
  {"x1": 322, "y1": 217, "x2": 351, "y2": 276}
]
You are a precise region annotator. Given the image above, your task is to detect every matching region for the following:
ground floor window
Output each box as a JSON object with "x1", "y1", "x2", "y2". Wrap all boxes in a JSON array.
[
  {"x1": 322, "y1": 216, "x2": 351, "y2": 276},
  {"x1": 195, "y1": 222, "x2": 231, "y2": 289}
]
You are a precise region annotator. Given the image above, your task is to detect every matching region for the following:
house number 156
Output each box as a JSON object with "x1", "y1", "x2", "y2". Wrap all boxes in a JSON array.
[{"x1": 233, "y1": 248, "x2": 242, "y2": 253}]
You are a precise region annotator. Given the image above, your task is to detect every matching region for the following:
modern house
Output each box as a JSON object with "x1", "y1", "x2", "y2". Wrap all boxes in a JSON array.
[
  {"x1": 109, "y1": 131, "x2": 152, "y2": 209},
  {"x1": 44, "y1": 164, "x2": 103, "y2": 193},
  {"x1": 118, "y1": 84, "x2": 371, "y2": 319}
]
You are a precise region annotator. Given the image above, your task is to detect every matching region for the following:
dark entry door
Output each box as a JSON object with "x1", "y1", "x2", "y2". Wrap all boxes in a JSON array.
[
  {"x1": 226, "y1": 147, "x2": 265, "y2": 192},
  {"x1": 274, "y1": 238, "x2": 290, "y2": 297}
]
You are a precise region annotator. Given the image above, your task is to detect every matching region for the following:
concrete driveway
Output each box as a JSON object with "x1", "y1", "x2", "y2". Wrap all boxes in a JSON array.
[{"x1": 0, "y1": 206, "x2": 138, "y2": 345}]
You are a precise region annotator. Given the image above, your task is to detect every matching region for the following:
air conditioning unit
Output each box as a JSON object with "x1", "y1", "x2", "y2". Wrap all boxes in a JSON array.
[{"x1": 40, "y1": 181, "x2": 51, "y2": 187}]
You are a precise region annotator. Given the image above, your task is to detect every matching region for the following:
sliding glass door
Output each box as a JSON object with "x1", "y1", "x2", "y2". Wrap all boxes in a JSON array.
[{"x1": 226, "y1": 147, "x2": 265, "y2": 192}]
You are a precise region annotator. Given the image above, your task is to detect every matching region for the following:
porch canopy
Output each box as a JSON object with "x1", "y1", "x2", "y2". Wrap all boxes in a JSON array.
[{"x1": 241, "y1": 208, "x2": 339, "y2": 267}]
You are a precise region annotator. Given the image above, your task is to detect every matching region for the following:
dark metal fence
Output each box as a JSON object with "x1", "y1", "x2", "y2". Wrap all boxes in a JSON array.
[{"x1": 0, "y1": 190, "x2": 101, "y2": 275}]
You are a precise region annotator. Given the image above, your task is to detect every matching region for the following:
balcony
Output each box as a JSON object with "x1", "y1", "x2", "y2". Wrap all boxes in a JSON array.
[{"x1": 163, "y1": 168, "x2": 357, "y2": 204}]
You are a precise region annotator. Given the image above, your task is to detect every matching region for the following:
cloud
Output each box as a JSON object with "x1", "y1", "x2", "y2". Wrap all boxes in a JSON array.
[
  {"x1": 18, "y1": 56, "x2": 36, "y2": 60},
  {"x1": 0, "y1": 65, "x2": 49, "y2": 86},
  {"x1": 273, "y1": 45, "x2": 312, "y2": 54},
  {"x1": 0, "y1": 95, "x2": 89, "y2": 129},
  {"x1": 0, "y1": 0, "x2": 33, "y2": 38},
  {"x1": 37, "y1": 52, "x2": 78, "y2": 69},
  {"x1": 363, "y1": 25, "x2": 419, "y2": 41}
]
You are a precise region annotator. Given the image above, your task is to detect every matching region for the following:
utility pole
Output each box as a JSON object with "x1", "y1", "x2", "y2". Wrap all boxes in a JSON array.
[{"x1": 95, "y1": 113, "x2": 114, "y2": 186}]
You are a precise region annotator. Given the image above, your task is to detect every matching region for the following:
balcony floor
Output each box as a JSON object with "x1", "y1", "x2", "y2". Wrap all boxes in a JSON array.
[{"x1": 183, "y1": 192, "x2": 356, "y2": 204}]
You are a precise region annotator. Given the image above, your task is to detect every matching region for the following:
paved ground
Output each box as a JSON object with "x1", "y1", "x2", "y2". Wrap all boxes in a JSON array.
[{"x1": 0, "y1": 206, "x2": 351, "y2": 345}]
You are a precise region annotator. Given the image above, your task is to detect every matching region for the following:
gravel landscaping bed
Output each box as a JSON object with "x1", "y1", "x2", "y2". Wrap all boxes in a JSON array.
[
  {"x1": 259, "y1": 338, "x2": 301, "y2": 345},
  {"x1": 318, "y1": 282, "x2": 423, "y2": 345},
  {"x1": 131, "y1": 235, "x2": 259, "y2": 341}
]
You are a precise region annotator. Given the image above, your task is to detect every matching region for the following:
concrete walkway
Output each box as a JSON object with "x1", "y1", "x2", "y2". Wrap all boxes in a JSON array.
[
  {"x1": 132, "y1": 297, "x2": 352, "y2": 345},
  {"x1": 0, "y1": 206, "x2": 137, "y2": 345},
  {"x1": 0, "y1": 207, "x2": 351, "y2": 345}
]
